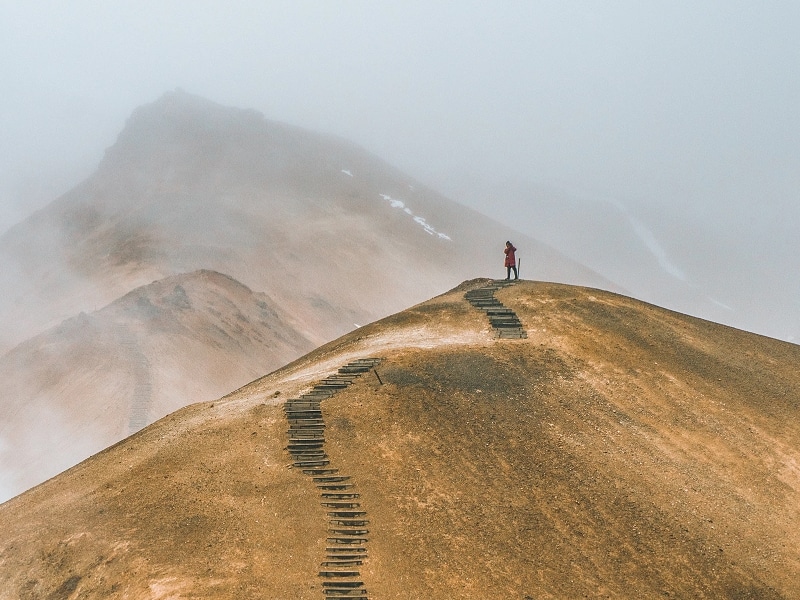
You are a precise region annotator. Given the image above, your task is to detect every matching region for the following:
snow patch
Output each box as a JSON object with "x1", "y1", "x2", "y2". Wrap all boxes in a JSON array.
[
  {"x1": 379, "y1": 194, "x2": 452, "y2": 240},
  {"x1": 708, "y1": 297, "x2": 734, "y2": 312},
  {"x1": 627, "y1": 215, "x2": 686, "y2": 281},
  {"x1": 607, "y1": 199, "x2": 687, "y2": 282}
]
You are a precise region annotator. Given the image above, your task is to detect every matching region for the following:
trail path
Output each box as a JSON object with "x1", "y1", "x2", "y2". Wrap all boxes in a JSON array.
[
  {"x1": 284, "y1": 358, "x2": 382, "y2": 599},
  {"x1": 465, "y1": 280, "x2": 527, "y2": 338},
  {"x1": 283, "y1": 280, "x2": 527, "y2": 598},
  {"x1": 114, "y1": 323, "x2": 153, "y2": 434}
]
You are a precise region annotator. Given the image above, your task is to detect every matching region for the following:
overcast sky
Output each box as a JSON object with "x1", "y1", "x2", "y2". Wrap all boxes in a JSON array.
[{"x1": 1, "y1": 1, "x2": 799, "y2": 233}]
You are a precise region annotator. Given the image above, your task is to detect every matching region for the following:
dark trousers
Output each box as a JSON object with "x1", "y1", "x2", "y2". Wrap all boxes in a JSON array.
[{"x1": 506, "y1": 265, "x2": 518, "y2": 280}]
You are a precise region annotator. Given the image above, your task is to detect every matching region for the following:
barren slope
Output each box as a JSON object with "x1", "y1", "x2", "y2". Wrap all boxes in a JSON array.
[
  {"x1": 2, "y1": 280, "x2": 798, "y2": 599},
  {"x1": 0, "y1": 269, "x2": 313, "y2": 498}
]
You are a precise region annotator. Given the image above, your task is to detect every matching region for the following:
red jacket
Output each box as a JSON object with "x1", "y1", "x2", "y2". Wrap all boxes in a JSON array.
[{"x1": 504, "y1": 244, "x2": 517, "y2": 267}]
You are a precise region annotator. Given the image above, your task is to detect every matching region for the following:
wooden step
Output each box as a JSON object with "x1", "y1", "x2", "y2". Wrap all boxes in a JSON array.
[
  {"x1": 323, "y1": 590, "x2": 367, "y2": 597},
  {"x1": 326, "y1": 547, "x2": 368, "y2": 554},
  {"x1": 317, "y1": 483, "x2": 355, "y2": 490},
  {"x1": 288, "y1": 428, "x2": 324, "y2": 436},
  {"x1": 321, "y1": 559, "x2": 363, "y2": 567},
  {"x1": 322, "y1": 377, "x2": 354, "y2": 384},
  {"x1": 498, "y1": 330, "x2": 527, "y2": 339},
  {"x1": 324, "y1": 554, "x2": 367, "y2": 561},
  {"x1": 293, "y1": 459, "x2": 330, "y2": 467},
  {"x1": 491, "y1": 321, "x2": 523, "y2": 328},
  {"x1": 348, "y1": 358, "x2": 382, "y2": 365},
  {"x1": 321, "y1": 501, "x2": 361, "y2": 509},
  {"x1": 327, "y1": 537, "x2": 368, "y2": 545},
  {"x1": 288, "y1": 423, "x2": 326, "y2": 430},
  {"x1": 338, "y1": 366, "x2": 371, "y2": 374},
  {"x1": 322, "y1": 581, "x2": 367, "y2": 597},
  {"x1": 284, "y1": 412, "x2": 323, "y2": 419},
  {"x1": 314, "y1": 382, "x2": 350, "y2": 390},
  {"x1": 327, "y1": 510, "x2": 367, "y2": 517},
  {"x1": 303, "y1": 468, "x2": 339, "y2": 476},
  {"x1": 287, "y1": 439, "x2": 324, "y2": 446},
  {"x1": 288, "y1": 433, "x2": 325, "y2": 441},
  {"x1": 291, "y1": 451, "x2": 326, "y2": 459},
  {"x1": 328, "y1": 528, "x2": 369, "y2": 536},
  {"x1": 321, "y1": 493, "x2": 360, "y2": 499},
  {"x1": 300, "y1": 392, "x2": 334, "y2": 400}
]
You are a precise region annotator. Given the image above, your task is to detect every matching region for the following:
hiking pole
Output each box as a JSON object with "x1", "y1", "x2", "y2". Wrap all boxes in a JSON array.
[{"x1": 517, "y1": 257, "x2": 521, "y2": 279}]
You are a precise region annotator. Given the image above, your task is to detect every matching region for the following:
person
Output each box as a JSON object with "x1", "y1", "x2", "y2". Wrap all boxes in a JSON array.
[{"x1": 504, "y1": 241, "x2": 518, "y2": 280}]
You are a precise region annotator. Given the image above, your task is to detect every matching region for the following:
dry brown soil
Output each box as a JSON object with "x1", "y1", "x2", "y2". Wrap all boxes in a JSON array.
[{"x1": 1, "y1": 280, "x2": 799, "y2": 599}]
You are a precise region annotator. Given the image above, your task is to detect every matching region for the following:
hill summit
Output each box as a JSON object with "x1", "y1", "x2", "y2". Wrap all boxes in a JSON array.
[{"x1": 1, "y1": 280, "x2": 798, "y2": 599}]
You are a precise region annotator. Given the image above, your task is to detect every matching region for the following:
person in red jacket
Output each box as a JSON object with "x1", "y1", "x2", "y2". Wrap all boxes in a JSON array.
[{"x1": 504, "y1": 241, "x2": 518, "y2": 280}]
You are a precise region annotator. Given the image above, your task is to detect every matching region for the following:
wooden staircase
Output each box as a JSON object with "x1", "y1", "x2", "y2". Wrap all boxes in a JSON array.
[
  {"x1": 285, "y1": 358, "x2": 382, "y2": 599},
  {"x1": 465, "y1": 281, "x2": 527, "y2": 339}
]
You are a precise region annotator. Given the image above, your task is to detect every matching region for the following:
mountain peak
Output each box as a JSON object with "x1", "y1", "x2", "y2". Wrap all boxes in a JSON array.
[
  {"x1": 100, "y1": 90, "x2": 267, "y2": 168},
  {"x1": 138, "y1": 89, "x2": 265, "y2": 127}
]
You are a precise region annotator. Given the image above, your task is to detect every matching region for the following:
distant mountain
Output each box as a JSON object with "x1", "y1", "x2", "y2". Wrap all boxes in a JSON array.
[
  {"x1": 0, "y1": 269, "x2": 313, "y2": 498},
  {"x1": 0, "y1": 91, "x2": 613, "y2": 500},
  {"x1": 1, "y1": 280, "x2": 798, "y2": 598},
  {"x1": 0, "y1": 90, "x2": 611, "y2": 354}
]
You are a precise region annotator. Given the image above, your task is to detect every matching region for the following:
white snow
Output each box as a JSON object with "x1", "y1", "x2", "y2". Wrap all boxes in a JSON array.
[
  {"x1": 607, "y1": 198, "x2": 687, "y2": 282},
  {"x1": 379, "y1": 194, "x2": 452, "y2": 241},
  {"x1": 626, "y1": 215, "x2": 687, "y2": 281},
  {"x1": 708, "y1": 297, "x2": 734, "y2": 312},
  {"x1": 341, "y1": 169, "x2": 353, "y2": 177}
]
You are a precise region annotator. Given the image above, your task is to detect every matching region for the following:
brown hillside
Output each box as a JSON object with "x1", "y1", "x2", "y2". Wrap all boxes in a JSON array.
[
  {"x1": 1, "y1": 280, "x2": 798, "y2": 599},
  {"x1": 0, "y1": 270, "x2": 313, "y2": 499}
]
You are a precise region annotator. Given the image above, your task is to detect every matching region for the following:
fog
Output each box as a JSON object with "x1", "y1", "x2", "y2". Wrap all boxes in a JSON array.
[{"x1": 1, "y1": 1, "x2": 799, "y2": 338}]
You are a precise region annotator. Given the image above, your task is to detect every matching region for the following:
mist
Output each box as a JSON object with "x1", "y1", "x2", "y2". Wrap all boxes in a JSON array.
[{"x1": 1, "y1": 1, "x2": 799, "y2": 340}]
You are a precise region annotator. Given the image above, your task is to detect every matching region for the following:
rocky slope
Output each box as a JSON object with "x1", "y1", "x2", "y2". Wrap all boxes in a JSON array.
[{"x1": 1, "y1": 280, "x2": 797, "y2": 599}]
